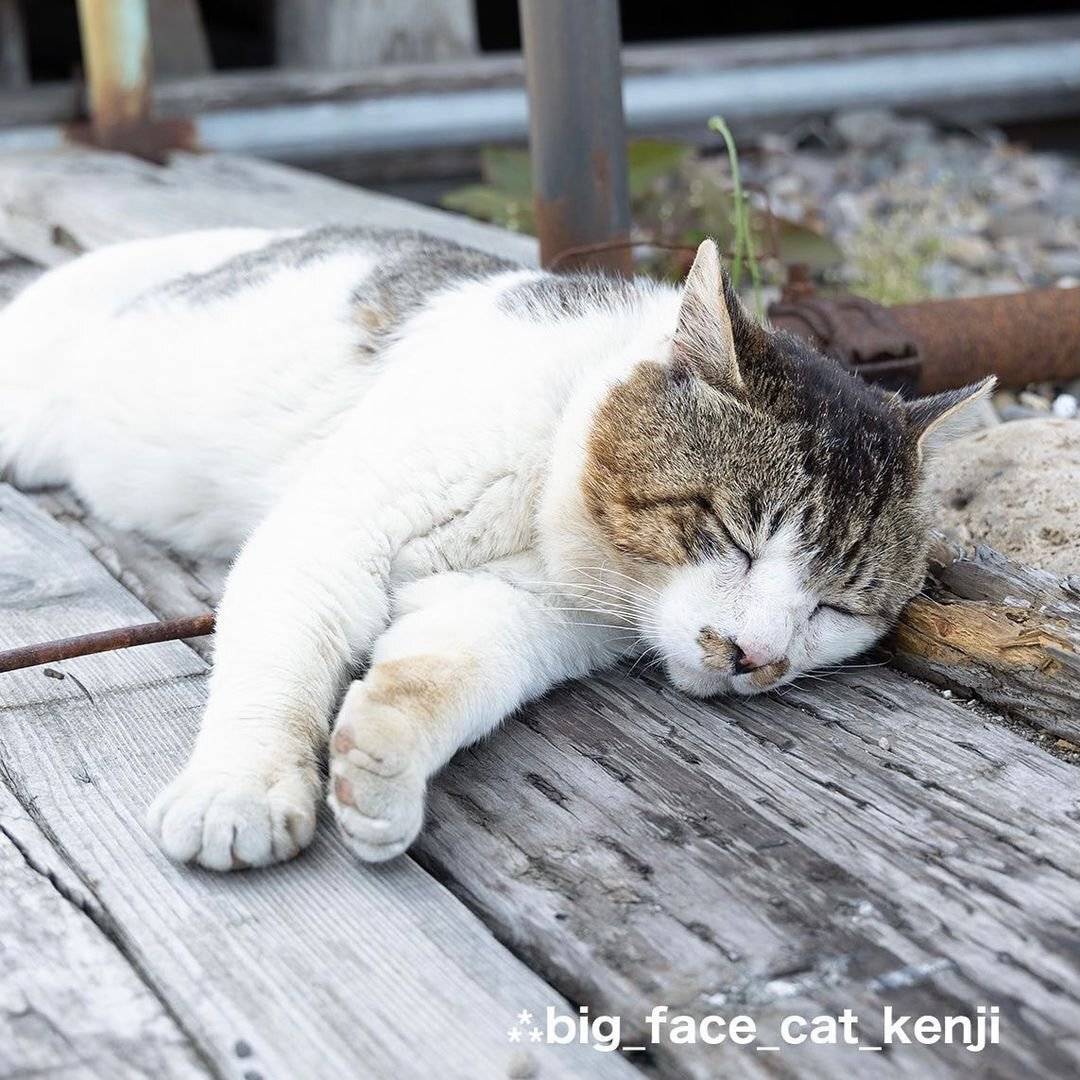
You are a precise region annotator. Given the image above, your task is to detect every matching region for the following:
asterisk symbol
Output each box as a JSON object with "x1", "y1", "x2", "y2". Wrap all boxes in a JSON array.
[
  {"x1": 508, "y1": 1027, "x2": 522, "y2": 1043},
  {"x1": 517, "y1": 1010, "x2": 533, "y2": 1025},
  {"x1": 530, "y1": 1028, "x2": 543, "y2": 1042}
]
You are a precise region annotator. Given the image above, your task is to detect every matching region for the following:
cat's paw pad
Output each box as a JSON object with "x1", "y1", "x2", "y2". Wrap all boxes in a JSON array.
[
  {"x1": 147, "y1": 765, "x2": 318, "y2": 871},
  {"x1": 328, "y1": 697, "x2": 426, "y2": 863}
]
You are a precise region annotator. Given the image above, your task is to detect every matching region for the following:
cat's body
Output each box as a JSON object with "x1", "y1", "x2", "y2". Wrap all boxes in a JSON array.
[{"x1": 0, "y1": 226, "x2": 989, "y2": 870}]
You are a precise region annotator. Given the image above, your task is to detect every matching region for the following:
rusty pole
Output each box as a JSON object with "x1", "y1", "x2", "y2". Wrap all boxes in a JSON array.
[
  {"x1": 75, "y1": 0, "x2": 153, "y2": 150},
  {"x1": 518, "y1": 0, "x2": 632, "y2": 275}
]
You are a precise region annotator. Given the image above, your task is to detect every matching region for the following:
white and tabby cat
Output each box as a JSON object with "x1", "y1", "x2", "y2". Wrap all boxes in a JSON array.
[{"x1": 0, "y1": 227, "x2": 990, "y2": 870}]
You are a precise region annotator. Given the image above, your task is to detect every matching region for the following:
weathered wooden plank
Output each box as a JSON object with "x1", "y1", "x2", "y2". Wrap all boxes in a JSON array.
[
  {"x1": 0, "y1": 783, "x2": 210, "y2": 1079},
  {"x1": 3, "y1": 144, "x2": 1079, "y2": 1077},
  {"x1": 5, "y1": 14, "x2": 1080, "y2": 128},
  {"x1": 0, "y1": 483, "x2": 637, "y2": 1080},
  {"x1": 31, "y1": 488, "x2": 227, "y2": 662},
  {"x1": 24, "y1": 483, "x2": 1080, "y2": 1078},
  {"x1": 0, "y1": 148, "x2": 536, "y2": 268},
  {"x1": 0, "y1": 246, "x2": 36, "y2": 305},
  {"x1": 894, "y1": 535, "x2": 1080, "y2": 744},
  {"x1": 276, "y1": 0, "x2": 476, "y2": 69},
  {"x1": 415, "y1": 667, "x2": 1080, "y2": 1078}
]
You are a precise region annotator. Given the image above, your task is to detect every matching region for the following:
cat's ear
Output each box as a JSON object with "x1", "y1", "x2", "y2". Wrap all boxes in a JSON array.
[
  {"x1": 905, "y1": 377, "x2": 996, "y2": 455},
  {"x1": 672, "y1": 239, "x2": 743, "y2": 392}
]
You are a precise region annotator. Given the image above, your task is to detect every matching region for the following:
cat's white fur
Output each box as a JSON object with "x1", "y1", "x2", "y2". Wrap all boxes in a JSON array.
[{"x1": 0, "y1": 228, "x2": 878, "y2": 869}]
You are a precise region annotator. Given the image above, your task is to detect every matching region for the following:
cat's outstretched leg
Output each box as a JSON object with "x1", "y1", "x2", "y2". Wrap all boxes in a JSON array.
[
  {"x1": 328, "y1": 566, "x2": 610, "y2": 862},
  {"x1": 147, "y1": 481, "x2": 394, "y2": 871}
]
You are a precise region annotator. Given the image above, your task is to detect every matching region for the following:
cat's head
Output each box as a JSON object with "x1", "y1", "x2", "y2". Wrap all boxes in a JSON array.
[{"x1": 580, "y1": 238, "x2": 992, "y2": 697}]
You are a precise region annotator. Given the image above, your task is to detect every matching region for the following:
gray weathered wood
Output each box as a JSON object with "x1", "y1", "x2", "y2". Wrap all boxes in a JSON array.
[
  {"x1": 3, "y1": 143, "x2": 1079, "y2": 1077},
  {"x1": 0, "y1": 783, "x2": 209, "y2": 1079},
  {"x1": 894, "y1": 534, "x2": 1080, "y2": 744},
  {"x1": 5, "y1": 14, "x2": 1080, "y2": 129},
  {"x1": 415, "y1": 666, "x2": 1080, "y2": 1078},
  {"x1": 148, "y1": 0, "x2": 211, "y2": 77},
  {"x1": 0, "y1": 484, "x2": 637, "y2": 1080},
  {"x1": 276, "y1": 0, "x2": 476, "y2": 69},
  {"x1": 0, "y1": 246, "x2": 36, "y2": 304},
  {"x1": 31, "y1": 488, "x2": 228, "y2": 661},
  {"x1": 0, "y1": 148, "x2": 535, "y2": 268}
]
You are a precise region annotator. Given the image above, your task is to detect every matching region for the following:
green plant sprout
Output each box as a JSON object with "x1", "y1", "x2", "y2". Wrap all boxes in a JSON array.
[{"x1": 708, "y1": 116, "x2": 764, "y2": 317}]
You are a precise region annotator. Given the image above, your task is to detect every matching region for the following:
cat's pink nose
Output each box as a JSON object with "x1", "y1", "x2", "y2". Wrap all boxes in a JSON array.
[{"x1": 732, "y1": 642, "x2": 777, "y2": 674}]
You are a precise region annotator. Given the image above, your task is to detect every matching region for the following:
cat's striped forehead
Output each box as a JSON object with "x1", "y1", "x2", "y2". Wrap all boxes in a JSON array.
[{"x1": 581, "y1": 350, "x2": 929, "y2": 616}]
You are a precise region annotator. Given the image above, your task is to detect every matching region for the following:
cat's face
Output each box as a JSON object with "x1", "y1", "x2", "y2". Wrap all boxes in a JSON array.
[{"x1": 581, "y1": 240, "x2": 991, "y2": 697}]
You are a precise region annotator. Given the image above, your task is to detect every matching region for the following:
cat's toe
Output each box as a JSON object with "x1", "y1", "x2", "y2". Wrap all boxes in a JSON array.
[
  {"x1": 328, "y1": 705, "x2": 426, "y2": 862},
  {"x1": 147, "y1": 766, "x2": 318, "y2": 871}
]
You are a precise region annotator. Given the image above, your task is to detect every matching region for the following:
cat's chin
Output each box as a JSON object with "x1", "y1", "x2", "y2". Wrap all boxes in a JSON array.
[{"x1": 660, "y1": 658, "x2": 732, "y2": 699}]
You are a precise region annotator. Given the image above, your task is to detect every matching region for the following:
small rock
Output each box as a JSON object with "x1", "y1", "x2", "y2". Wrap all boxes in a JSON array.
[
  {"x1": 1018, "y1": 390, "x2": 1051, "y2": 411},
  {"x1": 999, "y1": 405, "x2": 1045, "y2": 422},
  {"x1": 878, "y1": 736, "x2": 892, "y2": 751},
  {"x1": 928, "y1": 418, "x2": 1080, "y2": 573},
  {"x1": 942, "y1": 234, "x2": 996, "y2": 271},
  {"x1": 1052, "y1": 393, "x2": 1079, "y2": 419}
]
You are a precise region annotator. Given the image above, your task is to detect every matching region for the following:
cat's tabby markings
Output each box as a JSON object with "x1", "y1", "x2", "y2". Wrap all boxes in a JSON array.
[{"x1": 0, "y1": 227, "x2": 990, "y2": 870}]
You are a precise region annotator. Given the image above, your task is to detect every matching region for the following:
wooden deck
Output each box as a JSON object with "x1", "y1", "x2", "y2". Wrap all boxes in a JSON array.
[{"x1": 1, "y1": 147, "x2": 1078, "y2": 1080}]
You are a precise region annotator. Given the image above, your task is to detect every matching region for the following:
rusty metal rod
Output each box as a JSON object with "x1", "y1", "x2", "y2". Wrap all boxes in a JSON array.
[
  {"x1": 75, "y1": 0, "x2": 153, "y2": 148},
  {"x1": 0, "y1": 613, "x2": 215, "y2": 674},
  {"x1": 519, "y1": 0, "x2": 632, "y2": 275}
]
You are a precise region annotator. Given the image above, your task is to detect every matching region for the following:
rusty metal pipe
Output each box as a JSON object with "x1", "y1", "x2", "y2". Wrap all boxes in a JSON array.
[
  {"x1": 75, "y1": 0, "x2": 152, "y2": 147},
  {"x1": 769, "y1": 280, "x2": 1080, "y2": 394},
  {"x1": 519, "y1": 0, "x2": 632, "y2": 275},
  {"x1": 889, "y1": 287, "x2": 1080, "y2": 393}
]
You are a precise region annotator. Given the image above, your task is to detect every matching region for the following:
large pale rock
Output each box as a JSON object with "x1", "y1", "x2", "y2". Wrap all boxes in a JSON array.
[{"x1": 928, "y1": 418, "x2": 1080, "y2": 573}]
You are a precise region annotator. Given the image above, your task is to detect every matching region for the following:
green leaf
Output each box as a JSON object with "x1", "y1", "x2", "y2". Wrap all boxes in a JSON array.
[
  {"x1": 479, "y1": 148, "x2": 533, "y2": 197},
  {"x1": 771, "y1": 218, "x2": 843, "y2": 271},
  {"x1": 440, "y1": 185, "x2": 534, "y2": 233},
  {"x1": 626, "y1": 139, "x2": 693, "y2": 199}
]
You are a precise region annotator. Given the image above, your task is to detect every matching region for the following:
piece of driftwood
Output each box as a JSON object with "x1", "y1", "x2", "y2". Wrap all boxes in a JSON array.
[
  {"x1": 0, "y1": 483, "x2": 635, "y2": 1080},
  {"x1": 894, "y1": 534, "x2": 1080, "y2": 743}
]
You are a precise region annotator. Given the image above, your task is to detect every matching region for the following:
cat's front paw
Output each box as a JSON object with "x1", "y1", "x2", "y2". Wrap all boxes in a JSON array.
[
  {"x1": 328, "y1": 684, "x2": 427, "y2": 863},
  {"x1": 147, "y1": 764, "x2": 318, "y2": 871}
]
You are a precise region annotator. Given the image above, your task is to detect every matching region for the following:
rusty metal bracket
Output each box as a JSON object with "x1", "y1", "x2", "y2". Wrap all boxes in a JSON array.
[{"x1": 770, "y1": 291, "x2": 922, "y2": 393}]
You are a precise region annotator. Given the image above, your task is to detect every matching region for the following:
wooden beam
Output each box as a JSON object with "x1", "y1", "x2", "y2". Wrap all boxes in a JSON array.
[
  {"x1": 0, "y1": 783, "x2": 209, "y2": 1077},
  {"x1": 0, "y1": 145, "x2": 1075, "y2": 1080},
  {"x1": 6, "y1": 14, "x2": 1080, "y2": 129},
  {"x1": 894, "y1": 534, "x2": 1080, "y2": 744},
  {"x1": 0, "y1": 483, "x2": 636, "y2": 1080},
  {"x1": 275, "y1": 0, "x2": 476, "y2": 69}
]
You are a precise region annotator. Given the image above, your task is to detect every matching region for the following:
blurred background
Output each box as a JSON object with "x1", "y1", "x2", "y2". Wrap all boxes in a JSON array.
[{"x1": 3, "y1": 2, "x2": 1080, "y2": 332}]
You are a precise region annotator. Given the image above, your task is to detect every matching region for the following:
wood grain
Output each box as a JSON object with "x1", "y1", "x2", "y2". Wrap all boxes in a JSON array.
[
  {"x1": 894, "y1": 534, "x2": 1080, "y2": 743},
  {"x1": 0, "y1": 783, "x2": 209, "y2": 1079},
  {"x1": 0, "y1": 484, "x2": 637, "y2": 1080},
  {"x1": 0, "y1": 148, "x2": 536, "y2": 268}
]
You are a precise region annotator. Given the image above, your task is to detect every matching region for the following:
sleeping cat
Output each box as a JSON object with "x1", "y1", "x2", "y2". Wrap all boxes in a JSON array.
[{"x1": 0, "y1": 227, "x2": 990, "y2": 870}]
